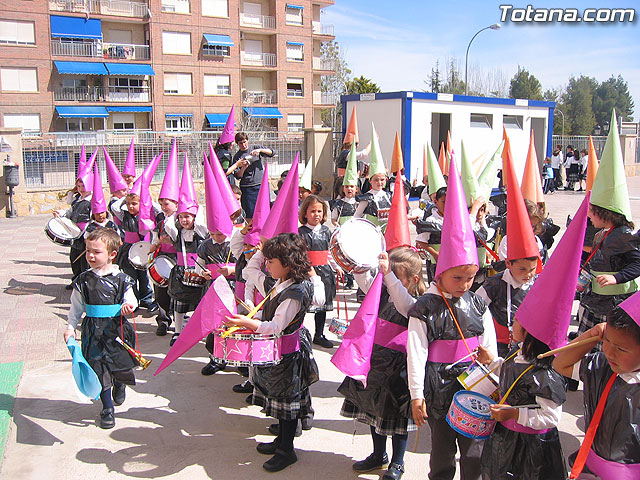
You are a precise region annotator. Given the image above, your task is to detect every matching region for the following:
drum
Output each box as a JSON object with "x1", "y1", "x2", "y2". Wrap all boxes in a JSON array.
[
  {"x1": 457, "y1": 362, "x2": 500, "y2": 402},
  {"x1": 330, "y1": 218, "x2": 386, "y2": 274},
  {"x1": 377, "y1": 208, "x2": 390, "y2": 220},
  {"x1": 182, "y1": 267, "x2": 206, "y2": 287},
  {"x1": 212, "y1": 330, "x2": 282, "y2": 367},
  {"x1": 329, "y1": 317, "x2": 349, "y2": 338},
  {"x1": 44, "y1": 217, "x2": 82, "y2": 247},
  {"x1": 446, "y1": 391, "x2": 496, "y2": 440},
  {"x1": 128, "y1": 241, "x2": 153, "y2": 270},
  {"x1": 415, "y1": 240, "x2": 431, "y2": 260},
  {"x1": 149, "y1": 256, "x2": 176, "y2": 287},
  {"x1": 576, "y1": 269, "x2": 593, "y2": 293}
]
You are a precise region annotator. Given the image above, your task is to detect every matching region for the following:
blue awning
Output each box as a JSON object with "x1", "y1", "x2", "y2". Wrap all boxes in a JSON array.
[
  {"x1": 243, "y1": 107, "x2": 283, "y2": 119},
  {"x1": 205, "y1": 113, "x2": 231, "y2": 127},
  {"x1": 104, "y1": 63, "x2": 155, "y2": 76},
  {"x1": 286, "y1": 41, "x2": 304, "y2": 46},
  {"x1": 286, "y1": 4, "x2": 303, "y2": 9},
  {"x1": 203, "y1": 34, "x2": 234, "y2": 47},
  {"x1": 107, "y1": 106, "x2": 153, "y2": 113},
  {"x1": 56, "y1": 106, "x2": 109, "y2": 118},
  {"x1": 166, "y1": 113, "x2": 193, "y2": 117},
  {"x1": 54, "y1": 61, "x2": 108, "y2": 75},
  {"x1": 50, "y1": 15, "x2": 102, "y2": 40}
]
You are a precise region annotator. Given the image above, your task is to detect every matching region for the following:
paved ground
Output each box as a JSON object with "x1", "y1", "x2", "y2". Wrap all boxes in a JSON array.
[{"x1": 1, "y1": 178, "x2": 639, "y2": 479}]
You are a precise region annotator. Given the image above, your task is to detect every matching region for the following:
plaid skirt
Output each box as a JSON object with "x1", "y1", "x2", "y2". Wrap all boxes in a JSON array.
[
  {"x1": 251, "y1": 387, "x2": 313, "y2": 421},
  {"x1": 171, "y1": 299, "x2": 197, "y2": 314},
  {"x1": 577, "y1": 305, "x2": 607, "y2": 335},
  {"x1": 340, "y1": 399, "x2": 416, "y2": 436}
]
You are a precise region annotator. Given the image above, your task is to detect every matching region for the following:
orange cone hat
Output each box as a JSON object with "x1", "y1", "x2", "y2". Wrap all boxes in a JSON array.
[
  {"x1": 521, "y1": 130, "x2": 545, "y2": 204},
  {"x1": 390, "y1": 132, "x2": 404, "y2": 175},
  {"x1": 585, "y1": 135, "x2": 599, "y2": 192},
  {"x1": 438, "y1": 142, "x2": 447, "y2": 175},
  {"x1": 343, "y1": 105, "x2": 359, "y2": 145},
  {"x1": 385, "y1": 173, "x2": 411, "y2": 251}
]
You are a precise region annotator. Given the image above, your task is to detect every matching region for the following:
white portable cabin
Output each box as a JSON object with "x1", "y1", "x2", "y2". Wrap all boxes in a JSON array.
[{"x1": 341, "y1": 91, "x2": 556, "y2": 185}]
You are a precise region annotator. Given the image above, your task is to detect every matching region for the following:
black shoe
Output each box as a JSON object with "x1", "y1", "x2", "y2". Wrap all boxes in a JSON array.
[
  {"x1": 268, "y1": 422, "x2": 302, "y2": 437},
  {"x1": 169, "y1": 333, "x2": 179, "y2": 346},
  {"x1": 245, "y1": 394, "x2": 254, "y2": 405},
  {"x1": 142, "y1": 302, "x2": 159, "y2": 313},
  {"x1": 353, "y1": 453, "x2": 389, "y2": 473},
  {"x1": 301, "y1": 416, "x2": 312, "y2": 430},
  {"x1": 156, "y1": 321, "x2": 169, "y2": 336},
  {"x1": 99, "y1": 408, "x2": 115, "y2": 429},
  {"x1": 232, "y1": 380, "x2": 253, "y2": 393},
  {"x1": 257, "y1": 440, "x2": 279, "y2": 455},
  {"x1": 65, "y1": 284, "x2": 73, "y2": 291},
  {"x1": 112, "y1": 383, "x2": 126, "y2": 406},
  {"x1": 237, "y1": 366, "x2": 249, "y2": 377},
  {"x1": 313, "y1": 335, "x2": 333, "y2": 348},
  {"x1": 201, "y1": 359, "x2": 226, "y2": 376},
  {"x1": 263, "y1": 449, "x2": 297, "y2": 472},
  {"x1": 382, "y1": 463, "x2": 405, "y2": 480}
]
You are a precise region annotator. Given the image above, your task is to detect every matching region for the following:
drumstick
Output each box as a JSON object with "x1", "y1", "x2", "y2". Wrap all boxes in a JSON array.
[
  {"x1": 194, "y1": 257, "x2": 208, "y2": 271},
  {"x1": 492, "y1": 403, "x2": 540, "y2": 409},
  {"x1": 443, "y1": 349, "x2": 478, "y2": 371},
  {"x1": 72, "y1": 249, "x2": 87, "y2": 263},
  {"x1": 536, "y1": 336, "x2": 601, "y2": 359},
  {"x1": 234, "y1": 295, "x2": 251, "y2": 312}
]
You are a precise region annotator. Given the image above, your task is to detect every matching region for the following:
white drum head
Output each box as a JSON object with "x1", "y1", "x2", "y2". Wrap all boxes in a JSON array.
[
  {"x1": 128, "y1": 241, "x2": 152, "y2": 268},
  {"x1": 338, "y1": 219, "x2": 385, "y2": 269},
  {"x1": 153, "y1": 256, "x2": 175, "y2": 278},
  {"x1": 48, "y1": 217, "x2": 82, "y2": 240}
]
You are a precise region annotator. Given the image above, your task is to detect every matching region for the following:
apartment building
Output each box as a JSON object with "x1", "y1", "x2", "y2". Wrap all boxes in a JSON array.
[{"x1": 0, "y1": 0, "x2": 336, "y2": 136}]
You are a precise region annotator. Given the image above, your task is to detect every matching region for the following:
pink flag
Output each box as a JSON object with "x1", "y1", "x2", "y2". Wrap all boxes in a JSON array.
[
  {"x1": 260, "y1": 154, "x2": 300, "y2": 238},
  {"x1": 139, "y1": 153, "x2": 162, "y2": 233},
  {"x1": 208, "y1": 142, "x2": 241, "y2": 215},
  {"x1": 204, "y1": 152, "x2": 234, "y2": 236},
  {"x1": 154, "y1": 276, "x2": 237, "y2": 376},
  {"x1": 331, "y1": 272, "x2": 383, "y2": 387}
]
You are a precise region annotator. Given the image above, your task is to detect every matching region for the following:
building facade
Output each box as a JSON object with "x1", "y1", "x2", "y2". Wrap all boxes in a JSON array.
[{"x1": 0, "y1": 0, "x2": 336, "y2": 136}]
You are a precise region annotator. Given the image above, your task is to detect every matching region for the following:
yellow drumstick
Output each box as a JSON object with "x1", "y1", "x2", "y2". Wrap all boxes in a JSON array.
[{"x1": 221, "y1": 325, "x2": 243, "y2": 338}]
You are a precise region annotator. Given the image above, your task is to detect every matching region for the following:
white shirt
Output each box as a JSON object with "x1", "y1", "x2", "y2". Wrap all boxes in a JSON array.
[
  {"x1": 353, "y1": 268, "x2": 416, "y2": 318},
  {"x1": 407, "y1": 283, "x2": 498, "y2": 400},
  {"x1": 571, "y1": 359, "x2": 640, "y2": 385},
  {"x1": 550, "y1": 151, "x2": 563, "y2": 169},
  {"x1": 415, "y1": 210, "x2": 443, "y2": 244},
  {"x1": 476, "y1": 269, "x2": 533, "y2": 307}
]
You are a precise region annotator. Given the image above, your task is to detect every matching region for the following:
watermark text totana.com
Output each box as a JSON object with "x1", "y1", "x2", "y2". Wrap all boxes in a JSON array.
[{"x1": 499, "y1": 5, "x2": 635, "y2": 23}]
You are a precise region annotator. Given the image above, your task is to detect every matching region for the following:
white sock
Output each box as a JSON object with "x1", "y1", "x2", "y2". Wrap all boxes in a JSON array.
[{"x1": 175, "y1": 312, "x2": 185, "y2": 333}]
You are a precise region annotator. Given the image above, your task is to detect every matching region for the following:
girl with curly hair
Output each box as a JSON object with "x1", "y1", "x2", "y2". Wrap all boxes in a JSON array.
[{"x1": 226, "y1": 233, "x2": 325, "y2": 472}]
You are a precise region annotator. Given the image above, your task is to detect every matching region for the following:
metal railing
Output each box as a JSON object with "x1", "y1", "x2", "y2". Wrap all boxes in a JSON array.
[
  {"x1": 312, "y1": 22, "x2": 334, "y2": 36},
  {"x1": 22, "y1": 130, "x2": 305, "y2": 189},
  {"x1": 107, "y1": 86, "x2": 150, "y2": 102},
  {"x1": 49, "y1": 0, "x2": 149, "y2": 17},
  {"x1": 54, "y1": 86, "x2": 105, "y2": 101},
  {"x1": 312, "y1": 57, "x2": 337, "y2": 71},
  {"x1": 240, "y1": 51, "x2": 277, "y2": 67},
  {"x1": 551, "y1": 135, "x2": 607, "y2": 159},
  {"x1": 239, "y1": 13, "x2": 276, "y2": 29},
  {"x1": 313, "y1": 91, "x2": 339, "y2": 105},
  {"x1": 242, "y1": 90, "x2": 277, "y2": 104},
  {"x1": 51, "y1": 39, "x2": 101, "y2": 57},
  {"x1": 102, "y1": 43, "x2": 150, "y2": 60}
]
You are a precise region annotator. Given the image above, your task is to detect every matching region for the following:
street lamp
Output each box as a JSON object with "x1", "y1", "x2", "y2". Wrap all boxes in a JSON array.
[
  {"x1": 464, "y1": 23, "x2": 501, "y2": 95},
  {"x1": 554, "y1": 108, "x2": 565, "y2": 137}
]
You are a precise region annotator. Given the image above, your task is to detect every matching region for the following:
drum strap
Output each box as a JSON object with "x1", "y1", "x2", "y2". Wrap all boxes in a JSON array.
[
  {"x1": 120, "y1": 313, "x2": 141, "y2": 356},
  {"x1": 498, "y1": 364, "x2": 534, "y2": 405},
  {"x1": 475, "y1": 233, "x2": 499, "y2": 261},
  {"x1": 580, "y1": 227, "x2": 612, "y2": 273},
  {"x1": 569, "y1": 373, "x2": 618, "y2": 479},
  {"x1": 436, "y1": 284, "x2": 475, "y2": 358}
]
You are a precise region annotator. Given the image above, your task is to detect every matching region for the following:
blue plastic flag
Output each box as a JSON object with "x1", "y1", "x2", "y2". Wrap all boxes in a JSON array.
[{"x1": 66, "y1": 337, "x2": 101, "y2": 400}]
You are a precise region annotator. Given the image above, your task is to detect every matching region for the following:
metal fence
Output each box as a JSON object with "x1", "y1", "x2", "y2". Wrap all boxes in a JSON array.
[
  {"x1": 552, "y1": 134, "x2": 640, "y2": 164},
  {"x1": 22, "y1": 131, "x2": 305, "y2": 190}
]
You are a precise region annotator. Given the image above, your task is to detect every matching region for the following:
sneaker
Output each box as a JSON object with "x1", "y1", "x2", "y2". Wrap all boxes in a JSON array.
[
  {"x1": 201, "y1": 359, "x2": 226, "y2": 376},
  {"x1": 112, "y1": 383, "x2": 126, "y2": 406},
  {"x1": 301, "y1": 415, "x2": 312, "y2": 430},
  {"x1": 313, "y1": 335, "x2": 333, "y2": 349},
  {"x1": 353, "y1": 453, "x2": 389, "y2": 473},
  {"x1": 99, "y1": 408, "x2": 115, "y2": 429},
  {"x1": 169, "y1": 333, "x2": 179, "y2": 346},
  {"x1": 143, "y1": 302, "x2": 159, "y2": 313},
  {"x1": 263, "y1": 449, "x2": 297, "y2": 472},
  {"x1": 382, "y1": 462, "x2": 405, "y2": 480},
  {"x1": 156, "y1": 321, "x2": 168, "y2": 336},
  {"x1": 232, "y1": 380, "x2": 253, "y2": 393}
]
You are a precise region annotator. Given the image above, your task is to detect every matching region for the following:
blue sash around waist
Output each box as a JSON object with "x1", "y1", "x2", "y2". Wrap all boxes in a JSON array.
[{"x1": 85, "y1": 304, "x2": 122, "y2": 317}]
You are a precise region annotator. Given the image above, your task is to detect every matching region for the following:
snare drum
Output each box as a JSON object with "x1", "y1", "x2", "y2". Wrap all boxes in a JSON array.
[
  {"x1": 212, "y1": 330, "x2": 282, "y2": 366},
  {"x1": 128, "y1": 241, "x2": 153, "y2": 270},
  {"x1": 457, "y1": 362, "x2": 500, "y2": 402},
  {"x1": 446, "y1": 391, "x2": 496, "y2": 440},
  {"x1": 329, "y1": 317, "x2": 349, "y2": 338},
  {"x1": 377, "y1": 208, "x2": 390, "y2": 220},
  {"x1": 182, "y1": 267, "x2": 206, "y2": 287},
  {"x1": 330, "y1": 218, "x2": 386, "y2": 274},
  {"x1": 576, "y1": 269, "x2": 593, "y2": 293},
  {"x1": 149, "y1": 256, "x2": 176, "y2": 287},
  {"x1": 45, "y1": 217, "x2": 82, "y2": 247}
]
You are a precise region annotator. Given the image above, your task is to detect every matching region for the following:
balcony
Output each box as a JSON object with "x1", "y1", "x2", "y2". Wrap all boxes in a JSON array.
[
  {"x1": 102, "y1": 43, "x2": 150, "y2": 60},
  {"x1": 107, "y1": 85, "x2": 150, "y2": 102},
  {"x1": 313, "y1": 91, "x2": 339, "y2": 106},
  {"x1": 53, "y1": 85, "x2": 150, "y2": 102},
  {"x1": 49, "y1": 0, "x2": 149, "y2": 18},
  {"x1": 240, "y1": 52, "x2": 277, "y2": 68},
  {"x1": 312, "y1": 22, "x2": 334, "y2": 36},
  {"x1": 242, "y1": 90, "x2": 277, "y2": 104},
  {"x1": 313, "y1": 57, "x2": 337, "y2": 72},
  {"x1": 239, "y1": 13, "x2": 276, "y2": 29},
  {"x1": 51, "y1": 39, "x2": 101, "y2": 57}
]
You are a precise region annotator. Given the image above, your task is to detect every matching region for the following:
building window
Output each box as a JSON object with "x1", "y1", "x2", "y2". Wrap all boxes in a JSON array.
[
  {"x1": 286, "y1": 42, "x2": 303, "y2": 62},
  {"x1": 112, "y1": 113, "x2": 135, "y2": 130},
  {"x1": 164, "y1": 73, "x2": 192, "y2": 95},
  {"x1": 0, "y1": 67, "x2": 37, "y2": 92},
  {"x1": 0, "y1": 19, "x2": 35, "y2": 45},
  {"x1": 503, "y1": 114, "x2": 523, "y2": 130},
  {"x1": 286, "y1": 77, "x2": 303, "y2": 97},
  {"x1": 65, "y1": 118, "x2": 97, "y2": 132},
  {"x1": 470, "y1": 113, "x2": 493, "y2": 129},
  {"x1": 3, "y1": 113, "x2": 40, "y2": 135},
  {"x1": 204, "y1": 74, "x2": 231, "y2": 96},
  {"x1": 202, "y1": 0, "x2": 228, "y2": 17},
  {"x1": 162, "y1": 0, "x2": 190, "y2": 13},
  {"x1": 166, "y1": 115, "x2": 193, "y2": 132},
  {"x1": 162, "y1": 31, "x2": 191, "y2": 55},
  {"x1": 109, "y1": 77, "x2": 144, "y2": 88},
  {"x1": 202, "y1": 44, "x2": 230, "y2": 57},
  {"x1": 285, "y1": 5, "x2": 303, "y2": 25},
  {"x1": 288, "y1": 114, "x2": 304, "y2": 132}
]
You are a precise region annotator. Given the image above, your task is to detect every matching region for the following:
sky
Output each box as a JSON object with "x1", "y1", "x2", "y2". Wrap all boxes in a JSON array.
[{"x1": 323, "y1": 0, "x2": 640, "y2": 120}]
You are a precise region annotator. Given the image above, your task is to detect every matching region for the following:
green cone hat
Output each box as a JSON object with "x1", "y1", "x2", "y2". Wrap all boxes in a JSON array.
[
  {"x1": 342, "y1": 142, "x2": 359, "y2": 186},
  {"x1": 460, "y1": 140, "x2": 480, "y2": 207},
  {"x1": 368, "y1": 122, "x2": 386, "y2": 178},
  {"x1": 478, "y1": 140, "x2": 504, "y2": 201},
  {"x1": 299, "y1": 155, "x2": 313, "y2": 191},
  {"x1": 426, "y1": 142, "x2": 446, "y2": 195}
]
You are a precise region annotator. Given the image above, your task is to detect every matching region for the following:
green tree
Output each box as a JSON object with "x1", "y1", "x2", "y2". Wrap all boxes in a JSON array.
[
  {"x1": 565, "y1": 76, "x2": 597, "y2": 135},
  {"x1": 508, "y1": 67, "x2": 543, "y2": 100},
  {"x1": 592, "y1": 75, "x2": 634, "y2": 127},
  {"x1": 345, "y1": 75, "x2": 381, "y2": 95},
  {"x1": 426, "y1": 60, "x2": 442, "y2": 93}
]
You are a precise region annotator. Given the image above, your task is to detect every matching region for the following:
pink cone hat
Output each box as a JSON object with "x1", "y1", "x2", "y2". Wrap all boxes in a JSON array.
[
  {"x1": 208, "y1": 141, "x2": 241, "y2": 215},
  {"x1": 159, "y1": 137, "x2": 180, "y2": 201},
  {"x1": 435, "y1": 153, "x2": 478, "y2": 279},
  {"x1": 260, "y1": 154, "x2": 300, "y2": 238},
  {"x1": 516, "y1": 193, "x2": 590, "y2": 351},
  {"x1": 76, "y1": 144, "x2": 87, "y2": 181},
  {"x1": 219, "y1": 105, "x2": 236, "y2": 145},
  {"x1": 90, "y1": 162, "x2": 107, "y2": 214},
  {"x1": 123, "y1": 137, "x2": 136, "y2": 177},
  {"x1": 79, "y1": 147, "x2": 98, "y2": 192},
  {"x1": 139, "y1": 153, "x2": 163, "y2": 233},
  {"x1": 331, "y1": 272, "x2": 383, "y2": 386},
  {"x1": 178, "y1": 152, "x2": 198, "y2": 216},
  {"x1": 619, "y1": 290, "x2": 640, "y2": 328},
  {"x1": 130, "y1": 153, "x2": 161, "y2": 197},
  {"x1": 244, "y1": 161, "x2": 270, "y2": 246},
  {"x1": 204, "y1": 153, "x2": 233, "y2": 236},
  {"x1": 103, "y1": 147, "x2": 128, "y2": 193}
]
